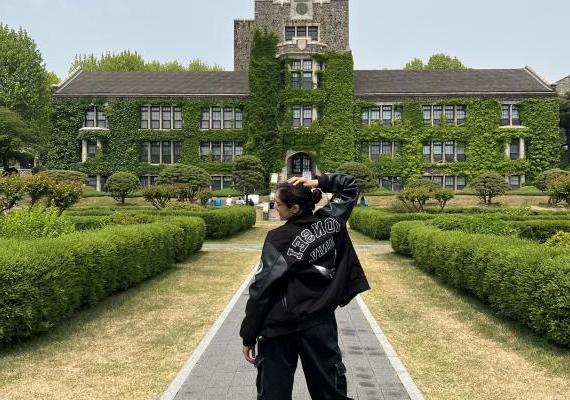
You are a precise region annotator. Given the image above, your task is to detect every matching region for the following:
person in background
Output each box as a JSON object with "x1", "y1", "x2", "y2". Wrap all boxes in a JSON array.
[
  {"x1": 214, "y1": 196, "x2": 222, "y2": 207},
  {"x1": 226, "y1": 195, "x2": 233, "y2": 206},
  {"x1": 236, "y1": 197, "x2": 245, "y2": 206},
  {"x1": 359, "y1": 196, "x2": 368, "y2": 207}
]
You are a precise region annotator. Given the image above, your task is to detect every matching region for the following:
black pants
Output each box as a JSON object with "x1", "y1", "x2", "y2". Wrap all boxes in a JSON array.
[{"x1": 255, "y1": 314, "x2": 353, "y2": 400}]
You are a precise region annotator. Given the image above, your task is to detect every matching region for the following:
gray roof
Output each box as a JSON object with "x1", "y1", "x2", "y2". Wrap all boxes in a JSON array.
[
  {"x1": 53, "y1": 67, "x2": 554, "y2": 98},
  {"x1": 53, "y1": 70, "x2": 249, "y2": 97},
  {"x1": 354, "y1": 68, "x2": 554, "y2": 96}
]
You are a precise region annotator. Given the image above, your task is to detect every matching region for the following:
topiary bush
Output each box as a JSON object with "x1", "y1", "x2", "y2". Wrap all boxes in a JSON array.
[
  {"x1": 47, "y1": 181, "x2": 83, "y2": 215},
  {"x1": 336, "y1": 162, "x2": 377, "y2": 193},
  {"x1": 98, "y1": 212, "x2": 153, "y2": 227},
  {"x1": 470, "y1": 173, "x2": 511, "y2": 204},
  {"x1": 157, "y1": 165, "x2": 211, "y2": 201},
  {"x1": 434, "y1": 189, "x2": 454, "y2": 211},
  {"x1": 0, "y1": 175, "x2": 25, "y2": 213},
  {"x1": 430, "y1": 214, "x2": 520, "y2": 237},
  {"x1": 105, "y1": 172, "x2": 140, "y2": 205},
  {"x1": 547, "y1": 175, "x2": 570, "y2": 207},
  {"x1": 21, "y1": 173, "x2": 55, "y2": 206},
  {"x1": 0, "y1": 205, "x2": 75, "y2": 239},
  {"x1": 349, "y1": 208, "x2": 435, "y2": 239},
  {"x1": 535, "y1": 169, "x2": 570, "y2": 194},
  {"x1": 45, "y1": 169, "x2": 87, "y2": 183},
  {"x1": 142, "y1": 185, "x2": 174, "y2": 209},
  {"x1": 234, "y1": 155, "x2": 265, "y2": 201}
]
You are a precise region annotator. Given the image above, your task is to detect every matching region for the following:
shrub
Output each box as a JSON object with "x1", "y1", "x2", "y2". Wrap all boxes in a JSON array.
[
  {"x1": 349, "y1": 208, "x2": 435, "y2": 240},
  {"x1": 336, "y1": 162, "x2": 377, "y2": 193},
  {"x1": 547, "y1": 175, "x2": 570, "y2": 206},
  {"x1": 166, "y1": 202, "x2": 205, "y2": 212},
  {"x1": 157, "y1": 165, "x2": 210, "y2": 201},
  {"x1": 545, "y1": 232, "x2": 570, "y2": 247},
  {"x1": 434, "y1": 189, "x2": 454, "y2": 211},
  {"x1": 45, "y1": 169, "x2": 87, "y2": 183},
  {"x1": 0, "y1": 205, "x2": 75, "y2": 239},
  {"x1": 396, "y1": 188, "x2": 431, "y2": 212},
  {"x1": 430, "y1": 215, "x2": 520, "y2": 237},
  {"x1": 105, "y1": 172, "x2": 140, "y2": 205},
  {"x1": 470, "y1": 173, "x2": 511, "y2": 204},
  {"x1": 196, "y1": 190, "x2": 213, "y2": 207},
  {"x1": 47, "y1": 181, "x2": 83, "y2": 215},
  {"x1": 390, "y1": 221, "x2": 570, "y2": 347},
  {"x1": 234, "y1": 155, "x2": 265, "y2": 201},
  {"x1": 515, "y1": 221, "x2": 570, "y2": 242},
  {"x1": 406, "y1": 178, "x2": 442, "y2": 193},
  {"x1": 0, "y1": 217, "x2": 205, "y2": 342},
  {"x1": 142, "y1": 185, "x2": 174, "y2": 209},
  {"x1": 535, "y1": 169, "x2": 570, "y2": 193},
  {"x1": 98, "y1": 212, "x2": 153, "y2": 227},
  {"x1": 0, "y1": 175, "x2": 25, "y2": 213},
  {"x1": 22, "y1": 173, "x2": 55, "y2": 206}
]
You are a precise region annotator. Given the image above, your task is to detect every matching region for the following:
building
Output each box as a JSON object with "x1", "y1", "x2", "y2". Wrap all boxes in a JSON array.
[
  {"x1": 50, "y1": 0, "x2": 560, "y2": 192},
  {"x1": 557, "y1": 75, "x2": 570, "y2": 96}
]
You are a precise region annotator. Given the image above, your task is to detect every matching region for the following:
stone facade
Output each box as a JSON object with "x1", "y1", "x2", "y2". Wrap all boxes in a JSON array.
[
  {"x1": 234, "y1": 0, "x2": 349, "y2": 71},
  {"x1": 557, "y1": 76, "x2": 570, "y2": 96}
]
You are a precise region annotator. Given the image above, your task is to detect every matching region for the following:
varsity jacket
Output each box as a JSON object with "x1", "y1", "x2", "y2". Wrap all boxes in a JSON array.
[{"x1": 240, "y1": 173, "x2": 371, "y2": 347}]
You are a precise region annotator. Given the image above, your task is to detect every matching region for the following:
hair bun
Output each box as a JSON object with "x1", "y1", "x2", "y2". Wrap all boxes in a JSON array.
[{"x1": 312, "y1": 188, "x2": 323, "y2": 204}]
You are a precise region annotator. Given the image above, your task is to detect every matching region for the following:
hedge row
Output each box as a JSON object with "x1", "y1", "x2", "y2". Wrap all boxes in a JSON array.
[
  {"x1": 349, "y1": 208, "x2": 435, "y2": 240},
  {"x1": 66, "y1": 206, "x2": 257, "y2": 239},
  {"x1": 390, "y1": 221, "x2": 570, "y2": 347},
  {"x1": 0, "y1": 217, "x2": 206, "y2": 342}
]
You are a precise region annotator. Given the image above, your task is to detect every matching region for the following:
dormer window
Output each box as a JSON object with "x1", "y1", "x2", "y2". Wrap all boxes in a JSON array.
[{"x1": 84, "y1": 106, "x2": 107, "y2": 128}]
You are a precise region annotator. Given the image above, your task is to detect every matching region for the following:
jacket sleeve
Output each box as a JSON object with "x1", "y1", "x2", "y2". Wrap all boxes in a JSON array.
[
  {"x1": 316, "y1": 173, "x2": 359, "y2": 224},
  {"x1": 240, "y1": 239, "x2": 289, "y2": 346}
]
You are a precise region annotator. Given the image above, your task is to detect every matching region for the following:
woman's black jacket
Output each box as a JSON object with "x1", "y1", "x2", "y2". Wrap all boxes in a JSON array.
[{"x1": 240, "y1": 173, "x2": 370, "y2": 347}]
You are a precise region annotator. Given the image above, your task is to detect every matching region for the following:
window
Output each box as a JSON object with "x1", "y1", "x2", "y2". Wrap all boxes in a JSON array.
[
  {"x1": 87, "y1": 175, "x2": 97, "y2": 189},
  {"x1": 224, "y1": 108, "x2": 234, "y2": 129},
  {"x1": 368, "y1": 107, "x2": 379, "y2": 123},
  {"x1": 212, "y1": 176, "x2": 222, "y2": 191},
  {"x1": 509, "y1": 175, "x2": 521, "y2": 189},
  {"x1": 432, "y1": 175, "x2": 444, "y2": 186},
  {"x1": 212, "y1": 107, "x2": 222, "y2": 129},
  {"x1": 210, "y1": 176, "x2": 234, "y2": 191},
  {"x1": 423, "y1": 105, "x2": 432, "y2": 123},
  {"x1": 370, "y1": 141, "x2": 380, "y2": 161},
  {"x1": 139, "y1": 175, "x2": 158, "y2": 187},
  {"x1": 456, "y1": 105, "x2": 466, "y2": 125},
  {"x1": 381, "y1": 176, "x2": 392, "y2": 191},
  {"x1": 150, "y1": 141, "x2": 160, "y2": 163},
  {"x1": 162, "y1": 106, "x2": 171, "y2": 129},
  {"x1": 361, "y1": 109, "x2": 369, "y2": 125},
  {"x1": 303, "y1": 72, "x2": 313, "y2": 89},
  {"x1": 501, "y1": 104, "x2": 522, "y2": 126},
  {"x1": 141, "y1": 141, "x2": 181, "y2": 164},
  {"x1": 445, "y1": 176, "x2": 455, "y2": 189},
  {"x1": 150, "y1": 106, "x2": 160, "y2": 129},
  {"x1": 445, "y1": 105, "x2": 455, "y2": 125},
  {"x1": 308, "y1": 26, "x2": 319, "y2": 41},
  {"x1": 382, "y1": 105, "x2": 393, "y2": 126},
  {"x1": 201, "y1": 109, "x2": 210, "y2": 129},
  {"x1": 433, "y1": 105, "x2": 443, "y2": 126},
  {"x1": 84, "y1": 106, "x2": 108, "y2": 128},
  {"x1": 424, "y1": 140, "x2": 467, "y2": 163},
  {"x1": 456, "y1": 176, "x2": 467, "y2": 190},
  {"x1": 394, "y1": 106, "x2": 402, "y2": 121},
  {"x1": 292, "y1": 105, "x2": 314, "y2": 127},
  {"x1": 290, "y1": 59, "x2": 315, "y2": 89},
  {"x1": 140, "y1": 106, "x2": 149, "y2": 129},
  {"x1": 200, "y1": 107, "x2": 242, "y2": 129},
  {"x1": 292, "y1": 72, "x2": 301, "y2": 89},
  {"x1": 223, "y1": 176, "x2": 234, "y2": 189},
  {"x1": 140, "y1": 142, "x2": 149, "y2": 162},
  {"x1": 297, "y1": 26, "x2": 307, "y2": 38},
  {"x1": 394, "y1": 176, "x2": 404, "y2": 192},
  {"x1": 444, "y1": 141, "x2": 455, "y2": 162},
  {"x1": 199, "y1": 141, "x2": 243, "y2": 162},
  {"x1": 381, "y1": 141, "x2": 392, "y2": 155},
  {"x1": 285, "y1": 26, "x2": 295, "y2": 41},
  {"x1": 393, "y1": 141, "x2": 401, "y2": 155},
  {"x1": 381, "y1": 176, "x2": 404, "y2": 192},
  {"x1": 174, "y1": 107, "x2": 183, "y2": 129},
  {"x1": 433, "y1": 141, "x2": 443, "y2": 162},
  {"x1": 510, "y1": 138, "x2": 520, "y2": 160},
  {"x1": 86, "y1": 139, "x2": 97, "y2": 158}
]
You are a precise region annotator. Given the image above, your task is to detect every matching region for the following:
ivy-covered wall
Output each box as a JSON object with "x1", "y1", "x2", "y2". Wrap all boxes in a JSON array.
[{"x1": 48, "y1": 40, "x2": 560, "y2": 184}]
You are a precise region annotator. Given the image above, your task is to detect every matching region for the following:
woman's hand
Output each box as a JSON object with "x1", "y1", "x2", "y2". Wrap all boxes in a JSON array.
[
  {"x1": 243, "y1": 345, "x2": 256, "y2": 365},
  {"x1": 287, "y1": 176, "x2": 319, "y2": 189}
]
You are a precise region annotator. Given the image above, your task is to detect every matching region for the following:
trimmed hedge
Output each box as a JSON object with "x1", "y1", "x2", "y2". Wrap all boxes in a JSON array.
[
  {"x1": 512, "y1": 220, "x2": 570, "y2": 242},
  {"x1": 66, "y1": 206, "x2": 257, "y2": 239},
  {"x1": 349, "y1": 208, "x2": 435, "y2": 240},
  {"x1": 390, "y1": 221, "x2": 570, "y2": 347},
  {"x1": 0, "y1": 217, "x2": 205, "y2": 342}
]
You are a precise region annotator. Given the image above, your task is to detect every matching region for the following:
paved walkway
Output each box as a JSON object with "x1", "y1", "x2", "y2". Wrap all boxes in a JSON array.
[{"x1": 160, "y1": 245, "x2": 423, "y2": 400}]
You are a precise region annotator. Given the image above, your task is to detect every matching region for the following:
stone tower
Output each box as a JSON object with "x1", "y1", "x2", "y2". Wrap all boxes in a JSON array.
[{"x1": 234, "y1": 0, "x2": 350, "y2": 71}]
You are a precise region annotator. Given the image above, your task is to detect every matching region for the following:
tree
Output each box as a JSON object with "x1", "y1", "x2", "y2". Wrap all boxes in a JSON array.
[
  {"x1": 0, "y1": 175, "x2": 25, "y2": 213},
  {"x1": 157, "y1": 165, "x2": 211, "y2": 201},
  {"x1": 21, "y1": 173, "x2": 54, "y2": 207},
  {"x1": 105, "y1": 172, "x2": 140, "y2": 205},
  {"x1": 234, "y1": 156, "x2": 265, "y2": 202},
  {"x1": 245, "y1": 29, "x2": 284, "y2": 178},
  {"x1": 534, "y1": 168, "x2": 570, "y2": 196},
  {"x1": 470, "y1": 173, "x2": 511, "y2": 204},
  {"x1": 336, "y1": 162, "x2": 377, "y2": 193},
  {"x1": 47, "y1": 181, "x2": 83, "y2": 215},
  {"x1": 547, "y1": 175, "x2": 570, "y2": 207},
  {"x1": 404, "y1": 53, "x2": 467, "y2": 71},
  {"x1": 69, "y1": 50, "x2": 223, "y2": 73},
  {"x1": 434, "y1": 189, "x2": 454, "y2": 211},
  {"x1": 0, "y1": 24, "x2": 50, "y2": 157},
  {"x1": 0, "y1": 107, "x2": 42, "y2": 172}
]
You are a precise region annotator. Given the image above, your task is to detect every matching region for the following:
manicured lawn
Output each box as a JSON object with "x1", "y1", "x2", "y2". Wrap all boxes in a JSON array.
[
  {"x1": 365, "y1": 194, "x2": 550, "y2": 208},
  {"x1": 359, "y1": 250, "x2": 570, "y2": 400},
  {"x1": 0, "y1": 250, "x2": 259, "y2": 400}
]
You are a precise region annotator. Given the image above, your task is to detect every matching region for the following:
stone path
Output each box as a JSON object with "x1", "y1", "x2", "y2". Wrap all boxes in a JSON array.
[{"x1": 160, "y1": 245, "x2": 423, "y2": 400}]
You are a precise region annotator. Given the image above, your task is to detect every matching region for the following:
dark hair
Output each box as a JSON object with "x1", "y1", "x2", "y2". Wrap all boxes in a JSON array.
[{"x1": 277, "y1": 183, "x2": 323, "y2": 214}]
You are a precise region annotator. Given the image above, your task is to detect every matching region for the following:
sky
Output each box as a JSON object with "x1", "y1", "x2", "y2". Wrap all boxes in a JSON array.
[{"x1": 0, "y1": 0, "x2": 568, "y2": 83}]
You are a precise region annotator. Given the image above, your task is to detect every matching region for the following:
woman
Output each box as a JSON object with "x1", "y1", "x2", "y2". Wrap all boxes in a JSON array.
[{"x1": 240, "y1": 173, "x2": 370, "y2": 400}]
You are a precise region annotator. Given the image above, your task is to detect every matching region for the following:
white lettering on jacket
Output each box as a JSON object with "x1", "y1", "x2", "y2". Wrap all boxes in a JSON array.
[{"x1": 286, "y1": 218, "x2": 341, "y2": 260}]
